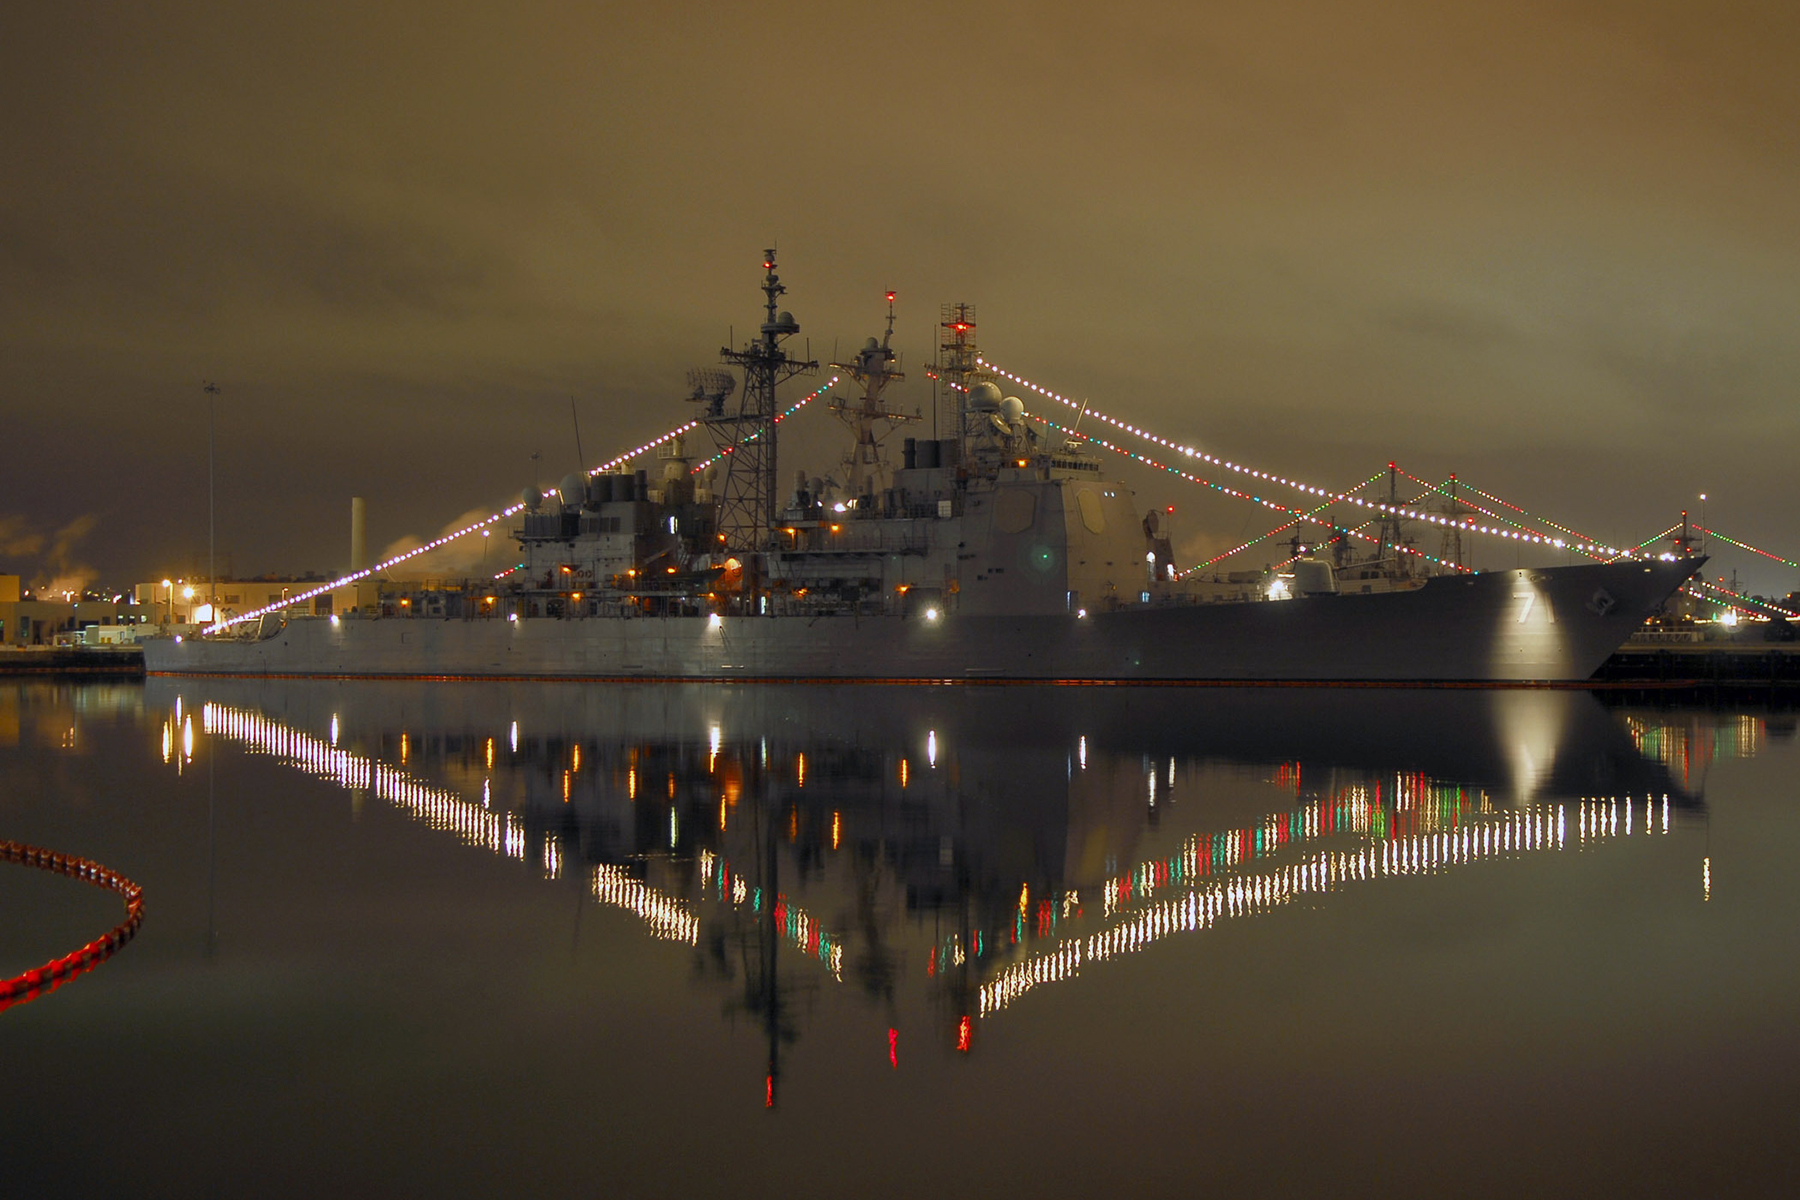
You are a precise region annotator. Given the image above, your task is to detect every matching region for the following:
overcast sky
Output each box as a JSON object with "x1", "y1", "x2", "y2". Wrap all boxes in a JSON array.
[{"x1": 4, "y1": 1, "x2": 1797, "y2": 595}]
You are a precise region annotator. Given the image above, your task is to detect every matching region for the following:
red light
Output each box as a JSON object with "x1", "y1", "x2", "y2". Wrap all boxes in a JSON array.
[
  {"x1": 885, "y1": 291, "x2": 896, "y2": 302},
  {"x1": 956, "y1": 1015, "x2": 972, "y2": 1053},
  {"x1": 888, "y1": 1028, "x2": 899, "y2": 1069},
  {"x1": 765, "y1": 1075, "x2": 774, "y2": 1107},
  {"x1": 1165, "y1": 505, "x2": 1175, "y2": 514}
]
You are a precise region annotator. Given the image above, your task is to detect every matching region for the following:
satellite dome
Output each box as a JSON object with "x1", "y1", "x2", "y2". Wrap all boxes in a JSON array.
[
  {"x1": 968, "y1": 381, "x2": 1003, "y2": 411},
  {"x1": 999, "y1": 396, "x2": 1025, "y2": 423},
  {"x1": 523, "y1": 486, "x2": 543, "y2": 511},
  {"x1": 560, "y1": 473, "x2": 586, "y2": 507},
  {"x1": 864, "y1": 336, "x2": 880, "y2": 351}
]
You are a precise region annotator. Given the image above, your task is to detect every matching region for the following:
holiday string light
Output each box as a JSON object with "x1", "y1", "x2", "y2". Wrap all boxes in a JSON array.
[
  {"x1": 1396, "y1": 468, "x2": 1599, "y2": 547},
  {"x1": 1685, "y1": 577, "x2": 1800, "y2": 620},
  {"x1": 1030, "y1": 411, "x2": 1468, "y2": 572},
  {"x1": 1207, "y1": 476, "x2": 1484, "y2": 576},
  {"x1": 1193, "y1": 471, "x2": 1385, "y2": 569},
  {"x1": 1696, "y1": 526, "x2": 1800, "y2": 573},
  {"x1": 689, "y1": 377, "x2": 839, "y2": 476},
  {"x1": 986, "y1": 360, "x2": 1635, "y2": 558},
  {"x1": 204, "y1": 702, "x2": 702, "y2": 942},
  {"x1": 1621, "y1": 524, "x2": 1683, "y2": 562},
  {"x1": 981, "y1": 787, "x2": 1664, "y2": 1016},
  {"x1": 204, "y1": 422, "x2": 700, "y2": 633}
]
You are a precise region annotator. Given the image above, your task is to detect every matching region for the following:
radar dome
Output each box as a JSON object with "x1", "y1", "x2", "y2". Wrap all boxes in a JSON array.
[
  {"x1": 968, "y1": 381, "x2": 1003, "y2": 411},
  {"x1": 864, "y1": 336, "x2": 880, "y2": 351},
  {"x1": 560, "y1": 473, "x2": 586, "y2": 507},
  {"x1": 523, "y1": 486, "x2": 543, "y2": 511},
  {"x1": 999, "y1": 396, "x2": 1025, "y2": 424}
]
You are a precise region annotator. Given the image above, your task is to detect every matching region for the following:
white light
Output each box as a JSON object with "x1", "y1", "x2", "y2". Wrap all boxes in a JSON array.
[
  {"x1": 1722, "y1": 609, "x2": 1739, "y2": 627},
  {"x1": 708, "y1": 613, "x2": 722, "y2": 628},
  {"x1": 329, "y1": 613, "x2": 340, "y2": 626},
  {"x1": 508, "y1": 612, "x2": 519, "y2": 623},
  {"x1": 832, "y1": 502, "x2": 847, "y2": 513},
  {"x1": 924, "y1": 607, "x2": 939, "y2": 621},
  {"x1": 1076, "y1": 608, "x2": 1087, "y2": 618}
]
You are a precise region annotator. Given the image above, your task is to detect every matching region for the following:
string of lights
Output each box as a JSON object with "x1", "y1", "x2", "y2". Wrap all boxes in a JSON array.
[
  {"x1": 204, "y1": 421, "x2": 701, "y2": 632},
  {"x1": 1401, "y1": 470, "x2": 1600, "y2": 546},
  {"x1": 1622, "y1": 524, "x2": 1683, "y2": 561},
  {"x1": 1686, "y1": 577, "x2": 1800, "y2": 620},
  {"x1": 988, "y1": 360, "x2": 1636, "y2": 559},
  {"x1": 1193, "y1": 471, "x2": 1385, "y2": 569},
  {"x1": 688, "y1": 377, "x2": 839, "y2": 476},
  {"x1": 1260, "y1": 483, "x2": 1462, "y2": 575},
  {"x1": 1029, "y1": 411, "x2": 1469, "y2": 573},
  {"x1": 1395, "y1": 468, "x2": 1599, "y2": 547},
  {"x1": 1696, "y1": 526, "x2": 1800, "y2": 573}
]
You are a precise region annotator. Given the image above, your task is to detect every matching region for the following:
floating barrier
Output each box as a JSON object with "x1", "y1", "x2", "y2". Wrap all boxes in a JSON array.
[{"x1": 0, "y1": 840, "x2": 144, "y2": 1013}]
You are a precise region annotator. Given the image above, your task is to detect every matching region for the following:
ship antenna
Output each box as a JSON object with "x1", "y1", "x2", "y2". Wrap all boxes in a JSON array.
[{"x1": 570, "y1": 397, "x2": 586, "y2": 475}]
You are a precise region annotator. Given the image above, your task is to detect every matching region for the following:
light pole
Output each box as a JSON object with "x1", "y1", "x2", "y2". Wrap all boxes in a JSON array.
[
  {"x1": 203, "y1": 381, "x2": 220, "y2": 626},
  {"x1": 162, "y1": 578, "x2": 173, "y2": 626}
]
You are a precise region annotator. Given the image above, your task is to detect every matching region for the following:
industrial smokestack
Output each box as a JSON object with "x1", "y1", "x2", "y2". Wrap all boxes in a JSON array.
[{"x1": 350, "y1": 497, "x2": 367, "y2": 572}]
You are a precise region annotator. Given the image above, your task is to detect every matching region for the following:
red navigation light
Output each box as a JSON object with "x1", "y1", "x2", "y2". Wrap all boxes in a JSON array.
[
  {"x1": 1388, "y1": 461, "x2": 1397, "y2": 469},
  {"x1": 885, "y1": 291, "x2": 896, "y2": 302},
  {"x1": 1165, "y1": 505, "x2": 1175, "y2": 514},
  {"x1": 765, "y1": 1075, "x2": 774, "y2": 1108},
  {"x1": 888, "y1": 1027, "x2": 899, "y2": 1069},
  {"x1": 956, "y1": 1015, "x2": 972, "y2": 1053}
]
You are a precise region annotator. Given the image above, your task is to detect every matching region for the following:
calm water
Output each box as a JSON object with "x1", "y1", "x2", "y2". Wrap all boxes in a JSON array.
[{"x1": 3, "y1": 679, "x2": 1797, "y2": 1197}]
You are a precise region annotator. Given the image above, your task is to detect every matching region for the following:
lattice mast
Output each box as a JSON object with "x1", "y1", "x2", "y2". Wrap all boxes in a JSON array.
[
  {"x1": 930, "y1": 303, "x2": 981, "y2": 452},
  {"x1": 1372, "y1": 462, "x2": 1415, "y2": 577},
  {"x1": 827, "y1": 290, "x2": 919, "y2": 498},
  {"x1": 1437, "y1": 474, "x2": 1468, "y2": 571},
  {"x1": 706, "y1": 251, "x2": 819, "y2": 552}
]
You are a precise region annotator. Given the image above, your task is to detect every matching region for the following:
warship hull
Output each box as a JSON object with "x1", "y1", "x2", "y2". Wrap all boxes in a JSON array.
[{"x1": 145, "y1": 558, "x2": 1699, "y2": 683}]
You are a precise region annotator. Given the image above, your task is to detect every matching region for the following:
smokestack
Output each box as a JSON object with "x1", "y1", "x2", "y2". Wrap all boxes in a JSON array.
[{"x1": 350, "y1": 497, "x2": 367, "y2": 572}]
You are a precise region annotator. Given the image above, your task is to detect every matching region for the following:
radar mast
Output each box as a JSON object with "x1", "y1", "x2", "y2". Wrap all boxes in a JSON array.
[
  {"x1": 698, "y1": 251, "x2": 819, "y2": 552},
  {"x1": 827, "y1": 290, "x2": 919, "y2": 500}
]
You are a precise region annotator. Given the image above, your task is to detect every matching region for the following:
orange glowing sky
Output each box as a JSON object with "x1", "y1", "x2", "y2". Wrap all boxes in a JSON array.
[{"x1": 3, "y1": 2, "x2": 1796, "y2": 591}]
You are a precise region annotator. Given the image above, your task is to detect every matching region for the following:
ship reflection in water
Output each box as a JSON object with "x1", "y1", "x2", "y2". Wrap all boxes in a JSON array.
[{"x1": 150, "y1": 680, "x2": 1734, "y2": 1107}]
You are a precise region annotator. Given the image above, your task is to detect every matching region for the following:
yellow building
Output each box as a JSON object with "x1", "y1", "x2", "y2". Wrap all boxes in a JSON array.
[{"x1": 0, "y1": 577, "x2": 129, "y2": 646}]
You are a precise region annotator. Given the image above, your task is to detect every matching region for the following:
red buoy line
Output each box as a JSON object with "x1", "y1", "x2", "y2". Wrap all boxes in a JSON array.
[{"x1": 0, "y1": 841, "x2": 143, "y2": 1014}]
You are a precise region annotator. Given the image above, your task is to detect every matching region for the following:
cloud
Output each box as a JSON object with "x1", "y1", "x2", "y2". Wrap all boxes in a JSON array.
[
  {"x1": 0, "y1": 514, "x2": 46, "y2": 558},
  {"x1": 377, "y1": 508, "x2": 505, "y2": 581}
]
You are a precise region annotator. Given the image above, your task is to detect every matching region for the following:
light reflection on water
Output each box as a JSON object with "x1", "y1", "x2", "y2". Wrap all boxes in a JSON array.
[{"x1": 3, "y1": 679, "x2": 1797, "y2": 1195}]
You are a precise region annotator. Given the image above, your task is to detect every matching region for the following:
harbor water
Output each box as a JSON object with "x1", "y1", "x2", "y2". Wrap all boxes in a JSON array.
[{"x1": 3, "y1": 679, "x2": 1797, "y2": 1196}]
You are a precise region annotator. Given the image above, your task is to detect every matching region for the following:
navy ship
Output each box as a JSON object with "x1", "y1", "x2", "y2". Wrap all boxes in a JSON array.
[{"x1": 145, "y1": 255, "x2": 1703, "y2": 682}]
